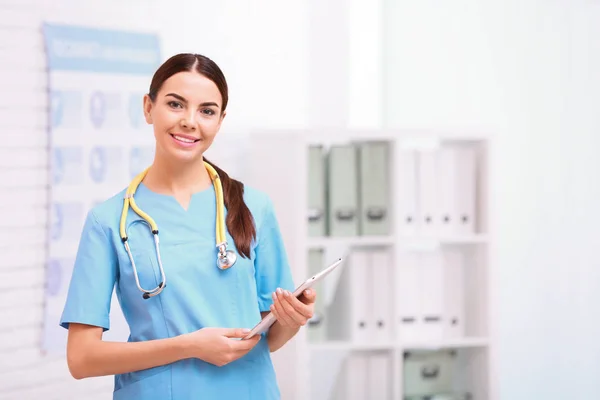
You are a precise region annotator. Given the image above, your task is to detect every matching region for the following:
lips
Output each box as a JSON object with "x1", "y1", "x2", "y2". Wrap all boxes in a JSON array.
[{"x1": 170, "y1": 133, "x2": 200, "y2": 143}]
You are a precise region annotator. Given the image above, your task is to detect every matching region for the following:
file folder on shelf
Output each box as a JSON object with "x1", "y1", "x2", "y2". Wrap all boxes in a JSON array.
[
  {"x1": 307, "y1": 145, "x2": 327, "y2": 237},
  {"x1": 403, "y1": 350, "x2": 456, "y2": 398},
  {"x1": 358, "y1": 141, "x2": 391, "y2": 236},
  {"x1": 455, "y1": 145, "x2": 477, "y2": 235},
  {"x1": 443, "y1": 248, "x2": 466, "y2": 339},
  {"x1": 396, "y1": 149, "x2": 418, "y2": 236},
  {"x1": 327, "y1": 249, "x2": 372, "y2": 342},
  {"x1": 332, "y1": 352, "x2": 392, "y2": 400},
  {"x1": 436, "y1": 144, "x2": 478, "y2": 236},
  {"x1": 307, "y1": 249, "x2": 327, "y2": 342},
  {"x1": 395, "y1": 251, "x2": 422, "y2": 342},
  {"x1": 369, "y1": 248, "x2": 393, "y2": 343},
  {"x1": 416, "y1": 149, "x2": 439, "y2": 236},
  {"x1": 367, "y1": 352, "x2": 392, "y2": 399},
  {"x1": 327, "y1": 145, "x2": 359, "y2": 237},
  {"x1": 419, "y1": 251, "x2": 445, "y2": 342},
  {"x1": 437, "y1": 147, "x2": 459, "y2": 236},
  {"x1": 397, "y1": 248, "x2": 468, "y2": 343},
  {"x1": 333, "y1": 354, "x2": 368, "y2": 400}
]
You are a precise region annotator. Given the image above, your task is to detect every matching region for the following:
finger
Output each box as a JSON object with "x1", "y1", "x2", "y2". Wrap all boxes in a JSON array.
[
  {"x1": 221, "y1": 328, "x2": 252, "y2": 338},
  {"x1": 272, "y1": 290, "x2": 294, "y2": 327},
  {"x1": 233, "y1": 335, "x2": 260, "y2": 352},
  {"x1": 282, "y1": 290, "x2": 313, "y2": 319},
  {"x1": 270, "y1": 303, "x2": 283, "y2": 324},
  {"x1": 279, "y1": 291, "x2": 306, "y2": 326},
  {"x1": 300, "y1": 288, "x2": 317, "y2": 304}
]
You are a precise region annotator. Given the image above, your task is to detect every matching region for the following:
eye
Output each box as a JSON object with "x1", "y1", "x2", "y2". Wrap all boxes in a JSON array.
[
  {"x1": 202, "y1": 108, "x2": 216, "y2": 116},
  {"x1": 168, "y1": 101, "x2": 183, "y2": 109}
]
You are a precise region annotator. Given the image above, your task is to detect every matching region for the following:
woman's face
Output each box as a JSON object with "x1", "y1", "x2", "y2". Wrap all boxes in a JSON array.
[{"x1": 143, "y1": 71, "x2": 225, "y2": 164}]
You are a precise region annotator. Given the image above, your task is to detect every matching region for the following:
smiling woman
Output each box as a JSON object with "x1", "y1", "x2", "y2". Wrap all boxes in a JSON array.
[{"x1": 59, "y1": 53, "x2": 317, "y2": 400}]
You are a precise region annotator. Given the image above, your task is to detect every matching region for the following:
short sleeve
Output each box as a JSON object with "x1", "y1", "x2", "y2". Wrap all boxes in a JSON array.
[
  {"x1": 60, "y1": 210, "x2": 118, "y2": 331},
  {"x1": 254, "y1": 197, "x2": 295, "y2": 312}
]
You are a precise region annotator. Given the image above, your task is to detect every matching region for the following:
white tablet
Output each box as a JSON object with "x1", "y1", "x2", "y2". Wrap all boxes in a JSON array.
[{"x1": 242, "y1": 258, "x2": 344, "y2": 340}]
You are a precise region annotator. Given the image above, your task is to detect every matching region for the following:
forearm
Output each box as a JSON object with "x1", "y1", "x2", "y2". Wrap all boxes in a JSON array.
[
  {"x1": 68, "y1": 335, "x2": 190, "y2": 379},
  {"x1": 266, "y1": 321, "x2": 300, "y2": 352}
]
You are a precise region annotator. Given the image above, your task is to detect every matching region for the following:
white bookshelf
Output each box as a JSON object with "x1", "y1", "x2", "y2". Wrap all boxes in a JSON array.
[{"x1": 242, "y1": 129, "x2": 494, "y2": 400}]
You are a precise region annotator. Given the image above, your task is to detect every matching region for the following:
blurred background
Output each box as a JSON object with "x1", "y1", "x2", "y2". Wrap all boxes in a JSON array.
[{"x1": 1, "y1": 0, "x2": 599, "y2": 399}]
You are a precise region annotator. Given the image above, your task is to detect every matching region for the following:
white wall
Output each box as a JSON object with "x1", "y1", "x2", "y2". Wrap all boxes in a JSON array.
[
  {"x1": 0, "y1": 1, "x2": 308, "y2": 398},
  {"x1": 3, "y1": 0, "x2": 599, "y2": 398},
  {"x1": 384, "y1": 1, "x2": 600, "y2": 399}
]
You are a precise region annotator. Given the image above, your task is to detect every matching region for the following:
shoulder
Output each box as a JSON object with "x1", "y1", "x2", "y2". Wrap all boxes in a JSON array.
[
  {"x1": 242, "y1": 185, "x2": 277, "y2": 229},
  {"x1": 86, "y1": 187, "x2": 128, "y2": 230}
]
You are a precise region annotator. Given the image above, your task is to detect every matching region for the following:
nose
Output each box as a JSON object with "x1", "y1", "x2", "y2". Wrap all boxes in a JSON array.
[{"x1": 180, "y1": 112, "x2": 196, "y2": 130}]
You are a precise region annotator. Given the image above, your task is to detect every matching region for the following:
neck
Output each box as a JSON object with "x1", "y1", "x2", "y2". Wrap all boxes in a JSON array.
[{"x1": 143, "y1": 155, "x2": 211, "y2": 196}]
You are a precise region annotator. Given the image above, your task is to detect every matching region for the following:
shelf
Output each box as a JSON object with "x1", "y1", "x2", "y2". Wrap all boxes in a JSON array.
[
  {"x1": 397, "y1": 234, "x2": 489, "y2": 250},
  {"x1": 307, "y1": 234, "x2": 488, "y2": 252},
  {"x1": 245, "y1": 130, "x2": 494, "y2": 400},
  {"x1": 307, "y1": 236, "x2": 395, "y2": 250},
  {"x1": 308, "y1": 341, "x2": 396, "y2": 352},
  {"x1": 401, "y1": 336, "x2": 489, "y2": 351},
  {"x1": 308, "y1": 337, "x2": 489, "y2": 352}
]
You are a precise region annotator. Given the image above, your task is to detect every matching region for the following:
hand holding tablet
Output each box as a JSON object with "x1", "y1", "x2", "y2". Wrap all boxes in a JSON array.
[{"x1": 242, "y1": 258, "x2": 344, "y2": 340}]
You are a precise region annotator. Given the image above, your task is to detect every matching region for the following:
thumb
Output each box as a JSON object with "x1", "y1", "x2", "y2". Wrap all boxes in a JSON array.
[
  {"x1": 221, "y1": 328, "x2": 251, "y2": 338},
  {"x1": 301, "y1": 288, "x2": 317, "y2": 304}
]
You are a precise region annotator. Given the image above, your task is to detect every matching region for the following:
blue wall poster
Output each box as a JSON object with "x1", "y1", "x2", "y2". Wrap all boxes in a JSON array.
[{"x1": 42, "y1": 23, "x2": 160, "y2": 353}]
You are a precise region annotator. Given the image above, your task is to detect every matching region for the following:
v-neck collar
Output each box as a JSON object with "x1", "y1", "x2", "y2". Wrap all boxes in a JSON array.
[{"x1": 137, "y1": 181, "x2": 215, "y2": 213}]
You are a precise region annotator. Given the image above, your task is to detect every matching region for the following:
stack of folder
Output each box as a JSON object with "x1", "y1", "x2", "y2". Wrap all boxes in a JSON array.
[
  {"x1": 404, "y1": 350, "x2": 471, "y2": 400},
  {"x1": 308, "y1": 142, "x2": 479, "y2": 238},
  {"x1": 331, "y1": 352, "x2": 393, "y2": 399},
  {"x1": 307, "y1": 141, "x2": 392, "y2": 238},
  {"x1": 307, "y1": 246, "x2": 467, "y2": 346},
  {"x1": 397, "y1": 144, "x2": 478, "y2": 237},
  {"x1": 309, "y1": 247, "x2": 394, "y2": 344},
  {"x1": 395, "y1": 248, "x2": 467, "y2": 343}
]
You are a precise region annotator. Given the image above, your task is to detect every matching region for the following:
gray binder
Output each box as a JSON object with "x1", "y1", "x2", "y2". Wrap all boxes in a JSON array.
[
  {"x1": 358, "y1": 141, "x2": 390, "y2": 236},
  {"x1": 403, "y1": 350, "x2": 456, "y2": 398},
  {"x1": 306, "y1": 249, "x2": 327, "y2": 342},
  {"x1": 327, "y1": 144, "x2": 359, "y2": 237},
  {"x1": 307, "y1": 145, "x2": 327, "y2": 237}
]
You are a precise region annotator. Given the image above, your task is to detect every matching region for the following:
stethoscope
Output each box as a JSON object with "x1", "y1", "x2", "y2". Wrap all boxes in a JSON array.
[{"x1": 119, "y1": 161, "x2": 237, "y2": 299}]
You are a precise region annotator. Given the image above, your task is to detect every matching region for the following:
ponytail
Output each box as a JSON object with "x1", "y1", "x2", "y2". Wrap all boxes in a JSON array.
[{"x1": 203, "y1": 158, "x2": 256, "y2": 258}]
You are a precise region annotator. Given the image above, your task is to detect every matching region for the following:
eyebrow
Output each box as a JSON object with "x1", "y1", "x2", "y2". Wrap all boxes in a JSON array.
[{"x1": 165, "y1": 93, "x2": 220, "y2": 108}]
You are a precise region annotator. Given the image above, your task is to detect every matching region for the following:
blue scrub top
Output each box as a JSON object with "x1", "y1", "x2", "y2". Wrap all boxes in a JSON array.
[{"x1": 60, "y1": 182, "x2": 295, "y2": 400}]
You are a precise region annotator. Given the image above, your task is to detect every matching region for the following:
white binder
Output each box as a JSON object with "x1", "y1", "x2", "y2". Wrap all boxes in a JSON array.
[
  {"x1": 443, "y1": 248, "x2": 465, "y2": 339},
  {"x1": 333, "y1": 354, "x2": 368, "y2": 400},
  {"x1": 327, "y1": 145, "x2": 359, "y2": 237},
  {"x1": 367, "y1": 352, "x2": 392, "y2": 399},
  {"x1": 396, "y1": 150, "x2": 418, "y2": 236},
  {"x1": 307, "y1": 145, "x2": 327, "y2": 237},
  {"x1": 437, "y1": 147, "x2": 459, "y2": 236},
  {"x1": 417, "y1": 149, "x2": 439, "y2": 236},
  {"x1": 358, "y1": 141, "x2": 390, "y2": 236},
  {"x1": 456, "y1": 146, "x2": 477, "y2": 234},
  {"x1": 327, "y1": 250, "x2": 372, "y2": 342},
  {"x1": 369, "y1": 248, "x2": 393, "y2": 343},
  {"x1": 333, "y1": 352, "x2": 392, "y2": 400},
  {"x1": 349, "y1": 250, "x2": 372, "y2": 342},
  {"x1": 395, "y1": 251, "x2": 422, "y2": 342},
  {"x1": 418, "y1": 251, "x2": 444, "y2": 342}
]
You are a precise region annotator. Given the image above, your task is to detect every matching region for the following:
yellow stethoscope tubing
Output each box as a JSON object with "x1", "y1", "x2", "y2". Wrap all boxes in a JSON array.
[{"x1": 119, "y1": 161, "x2": 230, "y2": 299}]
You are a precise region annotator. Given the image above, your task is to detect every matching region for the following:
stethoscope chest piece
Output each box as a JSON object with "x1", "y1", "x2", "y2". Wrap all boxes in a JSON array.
[{"x1": 217, "y1": 246, "x2": 237, "y2": 270}]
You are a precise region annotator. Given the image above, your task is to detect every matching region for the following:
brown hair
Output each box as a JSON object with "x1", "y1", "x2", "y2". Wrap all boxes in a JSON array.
[{"x1": 148, "y1": 53, "x2": 256, "y2": 258}]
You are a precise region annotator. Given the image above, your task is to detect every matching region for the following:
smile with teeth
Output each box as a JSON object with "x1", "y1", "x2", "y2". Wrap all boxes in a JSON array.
[{"x1": 171, "y1": 134, "x2": 199, "y2": 143}]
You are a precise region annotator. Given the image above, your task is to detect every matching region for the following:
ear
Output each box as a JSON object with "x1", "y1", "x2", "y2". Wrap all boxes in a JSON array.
[{"x1": 143, "y1": 94, "x2": 154, "y2": 124}]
